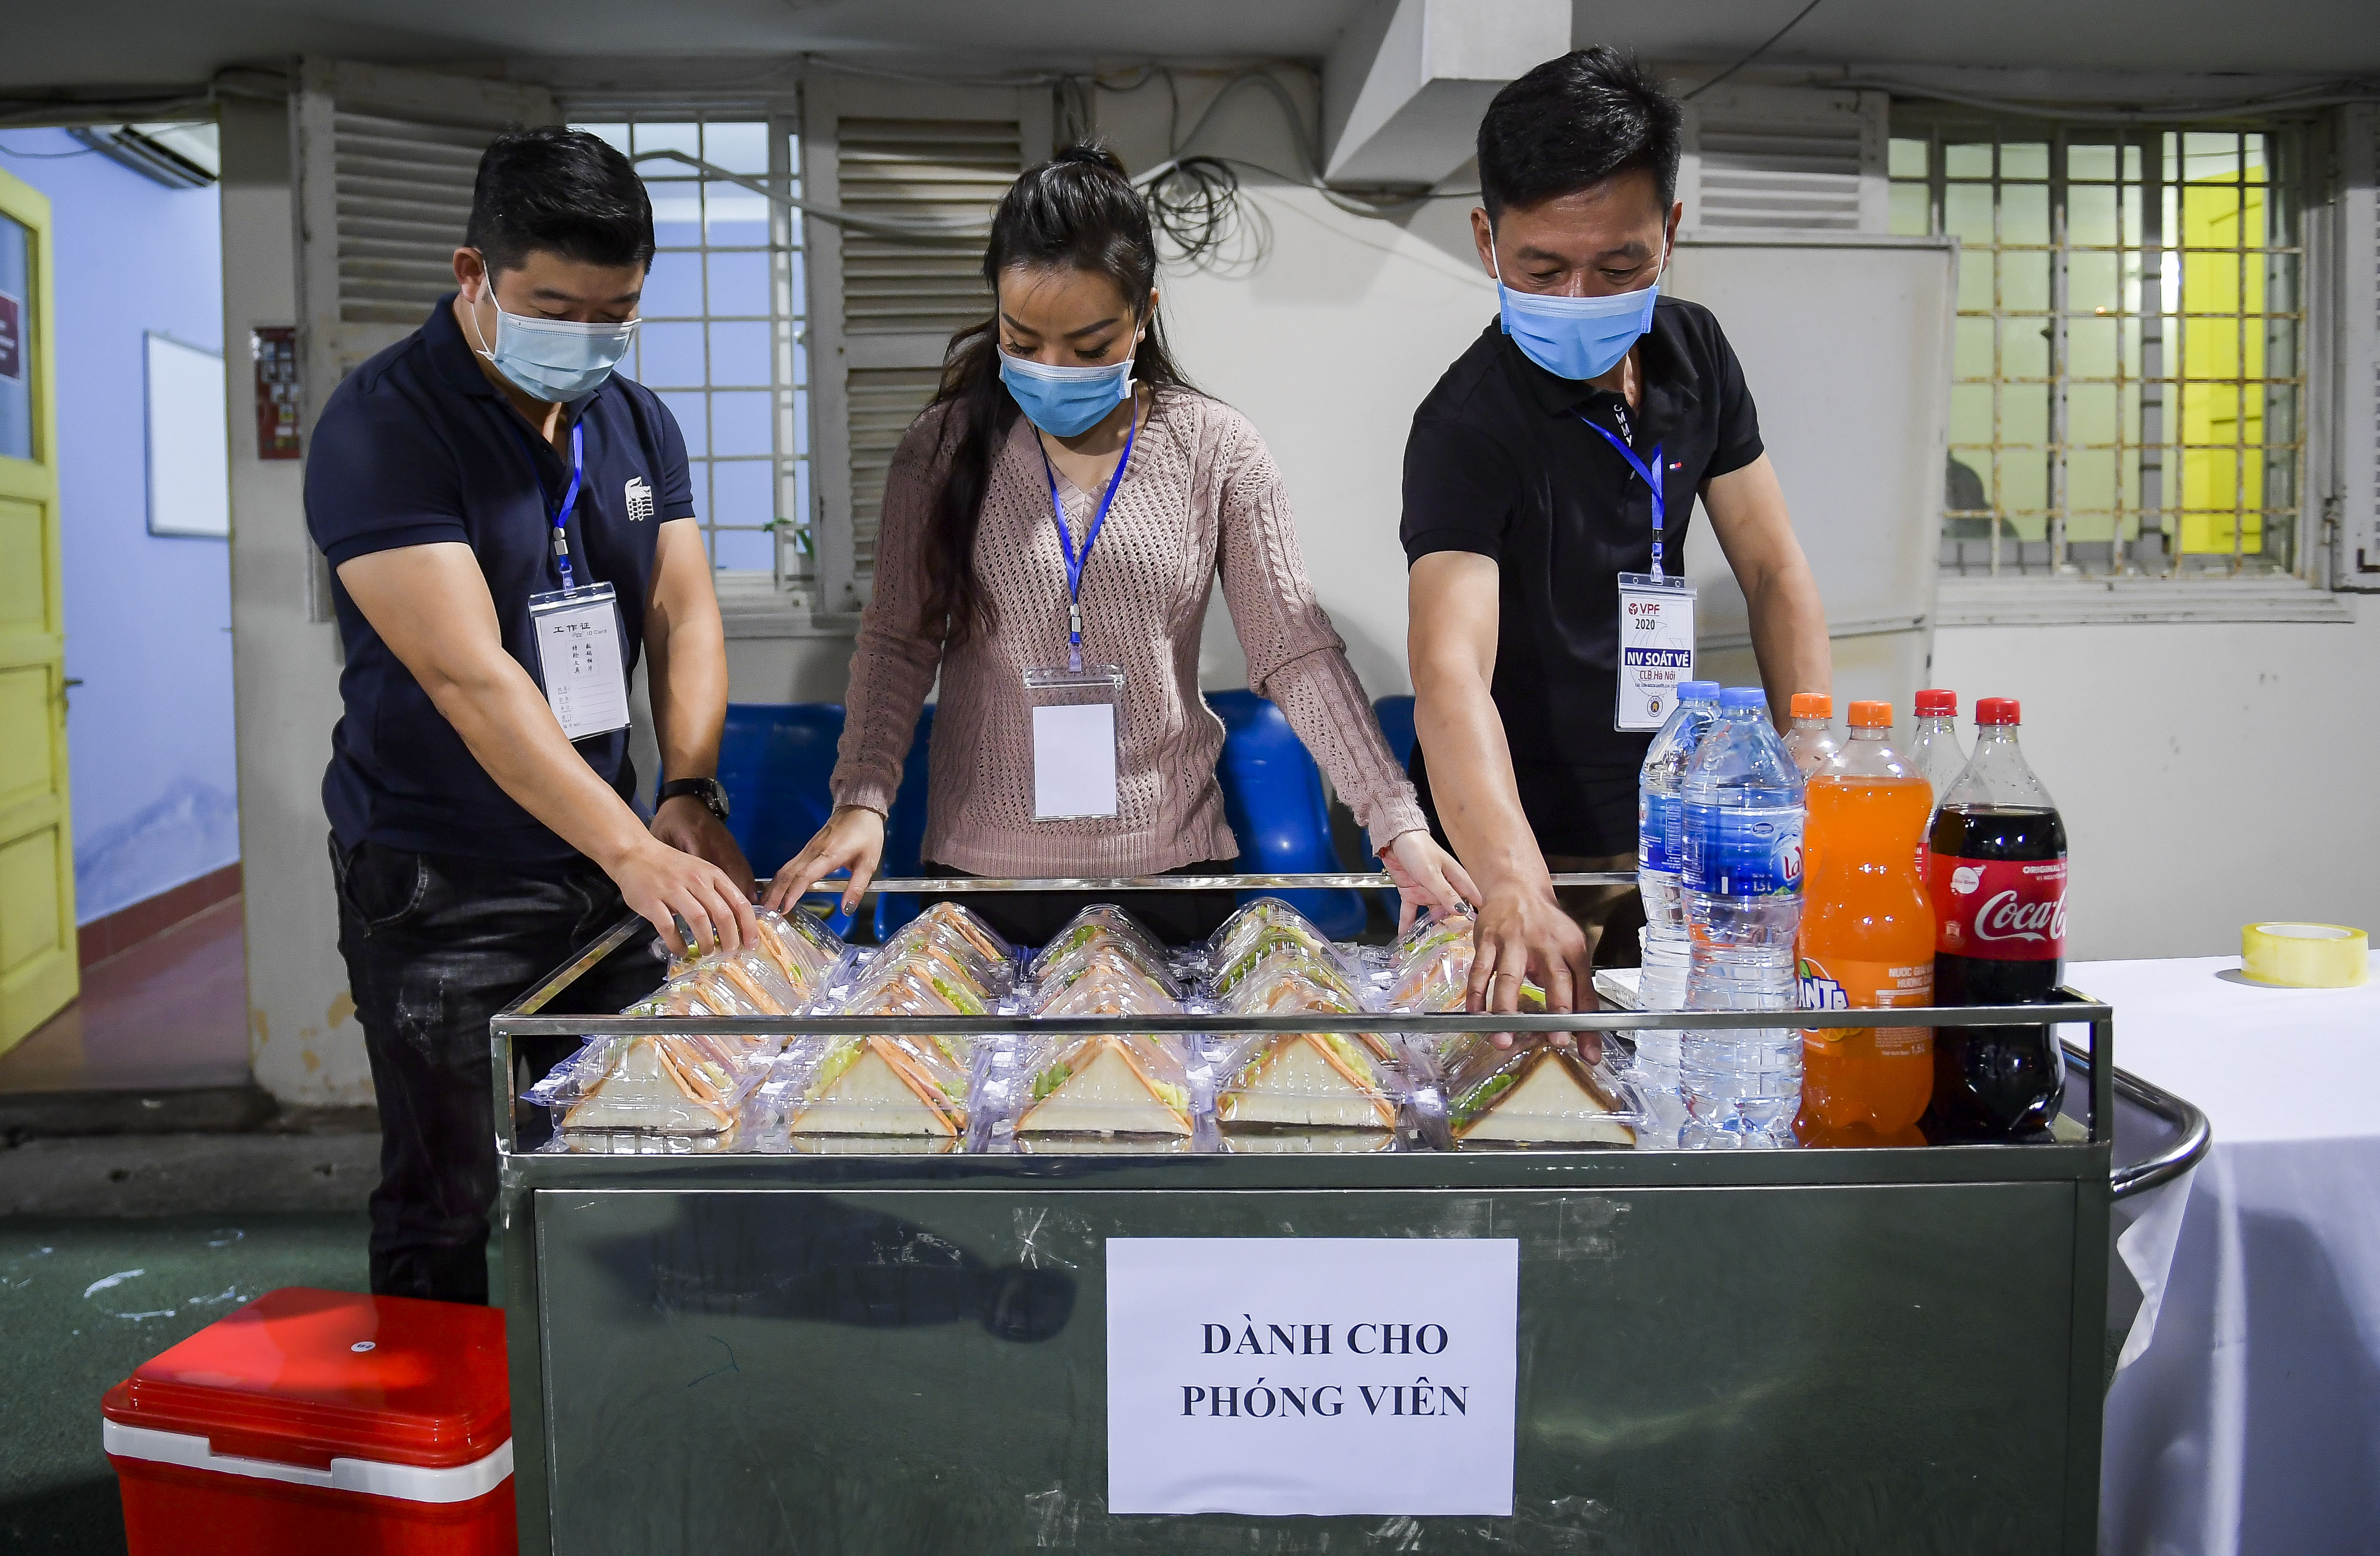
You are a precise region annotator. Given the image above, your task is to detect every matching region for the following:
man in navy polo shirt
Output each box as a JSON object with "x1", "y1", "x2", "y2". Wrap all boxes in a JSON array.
[{"x1": 306, "y1": 127, "x2": 757, "y2": 1304}]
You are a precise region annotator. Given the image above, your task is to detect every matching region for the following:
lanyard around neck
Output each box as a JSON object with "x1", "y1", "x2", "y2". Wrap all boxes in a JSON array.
[
  {"x1": 1578, "y1": 414, "x2": 1667, "y2": 579},
  {"x1": 507, "y1": 415, "x2": 588, "y2": 591},
  {"x1": 1037, "y1": 411, "x2": 1138, "y2": 674}
]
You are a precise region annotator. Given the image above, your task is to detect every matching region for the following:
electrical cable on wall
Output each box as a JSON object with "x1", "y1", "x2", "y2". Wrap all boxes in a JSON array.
[{"x1": 1683, "y1": 0, "x2": 1830, "y2": 101}]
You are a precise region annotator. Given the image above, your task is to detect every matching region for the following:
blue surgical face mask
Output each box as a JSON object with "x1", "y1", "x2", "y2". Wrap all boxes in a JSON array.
[
  {"x1": 468, "y1": 270, "x2": 638, "y2": 402},
  {"x1": 1491, "y1": 237, "x2": 1664, "y2": 382},
  {"x1": 999, "y1": 347, "x2": 1137, "y2": 438}
]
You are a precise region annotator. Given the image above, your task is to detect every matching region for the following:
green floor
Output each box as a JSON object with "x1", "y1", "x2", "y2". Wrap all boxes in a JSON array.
[{"x1": 0, "y1": 1215, "x2": 370, "y2": 1555}]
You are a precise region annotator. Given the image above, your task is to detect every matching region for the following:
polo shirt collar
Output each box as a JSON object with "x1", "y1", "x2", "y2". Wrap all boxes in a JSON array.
[
  {"x1": 422, "y1": 292, "x2": 609, "y2": 417},
  {"x1": 1502, "y1": 296, "x2": 1701, "y2": 422}
]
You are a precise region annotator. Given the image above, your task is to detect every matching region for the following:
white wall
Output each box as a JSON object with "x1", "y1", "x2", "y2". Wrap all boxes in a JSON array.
[
  {"x1": 1933, "y1": 612, "x2": 2380, "y2": 964},
  {"x1": 220, "y1": 97, "x2": 369, "y2": 1105}
]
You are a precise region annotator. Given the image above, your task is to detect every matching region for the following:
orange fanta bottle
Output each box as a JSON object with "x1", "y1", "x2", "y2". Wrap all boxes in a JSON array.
[{"x1": 1795, "y1": 701, "x2": 1938, "y2": 1145}]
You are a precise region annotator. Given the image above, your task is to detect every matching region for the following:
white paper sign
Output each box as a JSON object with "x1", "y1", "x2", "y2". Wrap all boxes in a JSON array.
[
  {"x1": 1032, "y1": 701, "x2": 1119, "y2": 819},
  {"x1": 1106, "y1": 1238, "x2": 1520, "y2": 1517},
  {"x1": 1614, "y1": 572, "x2": 1697, "y2": 731},
  {"x1": 531, "y1": 586, "x2": 631, "y2": 742}
]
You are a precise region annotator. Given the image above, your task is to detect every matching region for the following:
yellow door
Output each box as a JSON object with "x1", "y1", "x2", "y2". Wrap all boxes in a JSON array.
[{"x1": 0, "y1": 168, "x2": 76, "y2": 1055}]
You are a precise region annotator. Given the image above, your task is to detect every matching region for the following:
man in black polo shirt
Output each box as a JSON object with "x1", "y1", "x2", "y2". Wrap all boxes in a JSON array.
[
  {"x1": 306, "y1": 127, "x2": 757, "y2": 1303},
  {"x1": 1404, "y1": 50, "x2": 1830, "y2": 1018}
]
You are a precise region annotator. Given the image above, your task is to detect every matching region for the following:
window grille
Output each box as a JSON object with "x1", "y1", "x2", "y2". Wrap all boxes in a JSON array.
[
  {"x1": 1889, "y1": 114, "x2": 2306, "y2": 577},
  {"x1": 573, "y1": 117, "x2": 810, "y2": 590}
]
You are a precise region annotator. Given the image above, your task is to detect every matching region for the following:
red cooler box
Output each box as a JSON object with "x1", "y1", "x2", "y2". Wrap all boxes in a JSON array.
[{"x1": 101, "y1": 1287, "x2": 515, "y2": 1555}]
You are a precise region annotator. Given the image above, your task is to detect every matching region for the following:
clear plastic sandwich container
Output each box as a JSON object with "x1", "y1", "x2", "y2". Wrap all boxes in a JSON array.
[
  {"x1": 1027, "y1": 905, "x2": 1181, "y2": 998},
  {"x1": 1201, "y1": 897, "x2": 1360, "y2": 999},
  {"x1": 1434, "y1": 1032, "x2": 1637, "y2": 1149},
  {"x1": 528, "y1": 1024, "x2": 771, "y2": 1156},
  {"x1": 1213, "y1": 946, "x2": 1400, "y2": 1135}
]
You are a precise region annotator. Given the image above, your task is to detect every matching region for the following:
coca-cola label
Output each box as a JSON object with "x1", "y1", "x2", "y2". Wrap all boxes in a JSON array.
[{"x1": 1931, "y1": 855, "x2": 2068, "y2": 961}]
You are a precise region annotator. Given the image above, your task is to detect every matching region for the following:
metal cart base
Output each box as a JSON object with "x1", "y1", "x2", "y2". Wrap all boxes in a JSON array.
[{"x1": 494, "y1": 875, "x2": 2205, "y2": 1555}]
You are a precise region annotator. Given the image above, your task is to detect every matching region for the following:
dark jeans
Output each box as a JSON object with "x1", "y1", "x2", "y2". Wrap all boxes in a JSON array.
[
  {"x1": 922, "y1": 857, "x2": 1241, "y2": 949},
  {"x1": 332, "y1": 835, "x2": 667, "y2": 1304}
]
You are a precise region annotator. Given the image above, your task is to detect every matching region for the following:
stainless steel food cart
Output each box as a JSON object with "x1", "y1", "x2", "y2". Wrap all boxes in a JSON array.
[{"x1": 491, "y1": 874, "x2": 2207, "y2": 1556}]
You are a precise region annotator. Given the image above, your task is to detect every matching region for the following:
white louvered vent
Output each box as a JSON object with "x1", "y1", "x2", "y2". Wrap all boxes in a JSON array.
[
  {"x1": 847, "y1": 366, "x2": 945, "y2": 578},
  {"x1": 805, "y1": 83, "x2": 1044, "y2": 615},
  {"x1": 292, "y1": 61, "x2": 557, "y2": 619},
  {"x1": 1683, "y1": 85, "x2": 1887, "y2": 234},
  {"x1": 832, "y1": 120, "x2": 1020, "y2": 581},
  {"x1": 330, "y1": 113, "x2": 486, "y2": 326},
  {"x1": 838, "y1": 119, "x2": 1019, "y2": 334}
]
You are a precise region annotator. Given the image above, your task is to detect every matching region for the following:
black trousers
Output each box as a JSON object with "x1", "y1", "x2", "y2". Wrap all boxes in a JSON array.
[
  {"x1": 921, "y1": 856, "x2": 1241, "y2": 949},
  {"x1": 332, "y1": 835, "x2": 667, "y2": 1304}
]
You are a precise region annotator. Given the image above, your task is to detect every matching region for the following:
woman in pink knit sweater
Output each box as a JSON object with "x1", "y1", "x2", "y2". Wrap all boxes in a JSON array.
[{"x1": 764, "y1": 147, "x2": 1472, "y2": 945}]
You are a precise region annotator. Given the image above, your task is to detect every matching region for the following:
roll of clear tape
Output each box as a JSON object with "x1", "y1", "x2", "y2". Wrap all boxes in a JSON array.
[{"x1": 2240, "y1": 923, "x2": 2369, "y2": 988}]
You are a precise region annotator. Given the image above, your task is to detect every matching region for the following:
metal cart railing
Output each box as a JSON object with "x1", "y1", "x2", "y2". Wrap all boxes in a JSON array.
[{"x1": 491, "y1": 874, "x2": 2207, "y2": 1556}]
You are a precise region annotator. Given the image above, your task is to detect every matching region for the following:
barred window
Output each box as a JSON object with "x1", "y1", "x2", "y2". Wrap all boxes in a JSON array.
[
  {"x1": 573, "y1": 117, "x2": 811, "y2": 589},
  {"x1": 1889, "y1": 116, "x2": 2305, "y2": 577}
]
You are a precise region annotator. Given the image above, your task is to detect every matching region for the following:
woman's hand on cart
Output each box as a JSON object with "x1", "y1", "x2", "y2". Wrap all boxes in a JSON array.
[
  {"x1": 1467, "y1": 880, "x2": 1601, "y2": 1062},
  {"x1": 1378, "y1": 829, "x2": 1479, "y2": 934},
  {"x1": 764, "y1": 803, "x2": 887, "y2": 918}
]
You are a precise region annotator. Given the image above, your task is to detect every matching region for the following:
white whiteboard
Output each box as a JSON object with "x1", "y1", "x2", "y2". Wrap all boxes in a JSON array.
[
  {"x1": 145, "y1": 331, "x2": 230, "y2": 538},
  {"x1": 1667, "y1": 233, "x2": 1955, "y2": 711}
]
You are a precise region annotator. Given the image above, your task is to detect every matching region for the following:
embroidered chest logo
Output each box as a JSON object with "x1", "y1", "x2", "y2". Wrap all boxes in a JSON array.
[{"x1": 624, "y1": 476, "x2": 655, "y2": 522}]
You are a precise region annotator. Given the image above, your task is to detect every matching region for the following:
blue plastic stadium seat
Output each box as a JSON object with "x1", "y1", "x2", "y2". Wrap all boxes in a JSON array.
[
  {"x1": 1367, "y1": 695, "x2": 1421, "y2": 920},
  {"x1": 716, "y1": 702, "x2": 855, "y2": 937},
  {"x1": 1207, "y1": 690, "x2": 1368, "y2": 939}
]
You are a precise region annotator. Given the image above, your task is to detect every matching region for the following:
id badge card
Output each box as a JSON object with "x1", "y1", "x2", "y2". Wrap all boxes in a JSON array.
[
  {"x1": 1023, "y1": 663, "x2": 1125, "y2": 819},
  {"x1": 529, "y1": 582, "x2": 632, "y2": 742},
  {"x1": 1615, "y1": 572, "x2": 1696, "y2": 731}
]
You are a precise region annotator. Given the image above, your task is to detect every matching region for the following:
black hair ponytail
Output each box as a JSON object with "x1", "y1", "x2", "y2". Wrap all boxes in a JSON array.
[{"x1": 917, "y1": 144, "x2": 1192, "y2": 645}]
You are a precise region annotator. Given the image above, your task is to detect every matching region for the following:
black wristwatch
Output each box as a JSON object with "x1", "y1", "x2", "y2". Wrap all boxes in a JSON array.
[{"x1": 657, "y1": 777, "x2": 730, "y2": 822}]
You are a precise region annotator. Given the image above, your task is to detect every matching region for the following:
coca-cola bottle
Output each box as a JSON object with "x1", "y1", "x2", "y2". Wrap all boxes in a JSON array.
[{"x1": 1924, "y1": 697, "x2": 2068, "y2": 1141}]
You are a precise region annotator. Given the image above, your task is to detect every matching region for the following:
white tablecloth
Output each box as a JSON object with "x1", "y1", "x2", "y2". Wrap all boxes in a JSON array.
[{"x1": 2078, "y1": 953, "x2": 2380, "y2": 1556}]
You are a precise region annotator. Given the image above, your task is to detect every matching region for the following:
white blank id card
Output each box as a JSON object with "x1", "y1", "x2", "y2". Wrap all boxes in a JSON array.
[
  {"x1": 530, "y1": 584, "x2": 631, "y2": 742},
  {"x1": 1032, "y1": 702, "x2": 1119, "y2": 818}
]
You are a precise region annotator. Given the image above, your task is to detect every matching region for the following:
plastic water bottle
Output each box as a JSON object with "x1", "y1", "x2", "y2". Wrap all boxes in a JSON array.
[
  {"x1": 1679, "y1": 687, "x2": 1806, "y2": 1149},
  {"x1": 1908, "y1": 688, "x2": 1968, "y2": 881},
  {"x1": 1636, "y1": 681, "x2": 1723, "y2": 952},
  {"x1": 1632, "y1": 682, "x2": 1719, "y2": 1147}
]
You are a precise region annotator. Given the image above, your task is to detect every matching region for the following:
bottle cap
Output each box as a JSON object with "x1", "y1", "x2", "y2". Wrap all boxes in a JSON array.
[
  {"x1": 1789, "y1": 692, "x2": 1831, "y2": 719},
  {"x1": 1848, "y1": 700, "x2": 1892, "y2": 728},
  {"x1": 1719, "y1": 686, "x2": 1767, "y2": 710},
  {"x1": 1975, "y1": 697, "x2": 2021, "y2": 726},
  {"x1": 1914, "y1": 688, "x2": 1957, "y2": 717},
  {"x1": 1678, "y1": 680, "x2": 1721, "y2": 702}
]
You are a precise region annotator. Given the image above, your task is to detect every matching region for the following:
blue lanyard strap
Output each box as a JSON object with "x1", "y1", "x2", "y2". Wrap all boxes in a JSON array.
[
  {"x1": 1037, "y1": 410, "x2": 1138, "y2": 673},
  {"x1": 1578, "y1": 415, "x2": 1667, "y2": 578},
  {"x1": 508, "y1": 416, "x2": 588, "y2": 591}
]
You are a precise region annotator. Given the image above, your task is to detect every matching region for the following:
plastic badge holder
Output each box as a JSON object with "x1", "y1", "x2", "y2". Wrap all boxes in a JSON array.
[
  {"x1": 1029, "y1": 904, "x2": 1180, "y2": 995},
  {"x1": 1214, "y1": 948, "x2": 1399, "y2": 1134},
  {"x1": 1438, "y1": 1033, "x2": 1635, "y2": 1148},
  {"x1": 103, "y1": 1287, "x2": 514, "y2": 1556}
]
